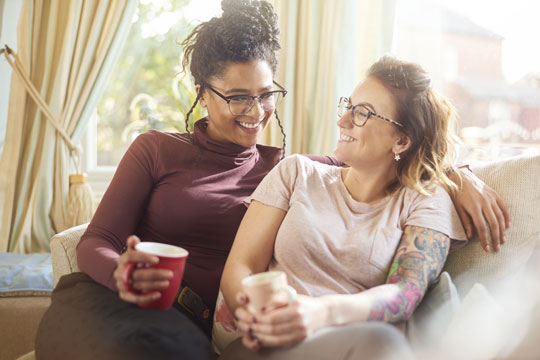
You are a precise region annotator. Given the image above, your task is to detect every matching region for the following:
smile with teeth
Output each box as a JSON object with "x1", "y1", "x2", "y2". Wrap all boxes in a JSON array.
[
  {"x1": 340, "y1": 133, "x2": 357, "y2": 142},
  {"x1": 237, "y1": 121, "x2": 262, "y2": 129}
]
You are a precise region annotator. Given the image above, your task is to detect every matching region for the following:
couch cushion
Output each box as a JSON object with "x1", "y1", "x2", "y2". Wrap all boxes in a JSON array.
[
  {"x1": 443, "y1": 154, "x2": 540, "y2": 298},
  {"x1": 0, "y1": 253, "x2": 53, "y2": 296},
  {"x1": 0, "y1": 296, "x2": 50, "y2": 360}
]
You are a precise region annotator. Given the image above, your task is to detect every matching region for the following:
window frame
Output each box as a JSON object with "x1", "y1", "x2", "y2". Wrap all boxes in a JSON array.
[{"x1": 81, "y1": 111, "x2": 115, "y2": 201}]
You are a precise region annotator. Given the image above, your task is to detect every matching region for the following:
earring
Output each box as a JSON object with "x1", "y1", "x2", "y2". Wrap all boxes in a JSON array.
[{"x1": 394, "y1": 153, "x2": 401, "y2": 162}]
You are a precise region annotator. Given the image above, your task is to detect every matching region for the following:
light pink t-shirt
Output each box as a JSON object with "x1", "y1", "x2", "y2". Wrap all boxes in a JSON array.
[{"x1": 247, "y1": 155, "x2": 468, "y2": 296}]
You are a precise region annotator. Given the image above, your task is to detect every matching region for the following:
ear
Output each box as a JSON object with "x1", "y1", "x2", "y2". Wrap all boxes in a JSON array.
[
  {"x1": 392, "y1": 134, "x2": 412, "y2": 155},
  {"x1": 196, "y1": 85, "x2": 207, "y2": 108}
]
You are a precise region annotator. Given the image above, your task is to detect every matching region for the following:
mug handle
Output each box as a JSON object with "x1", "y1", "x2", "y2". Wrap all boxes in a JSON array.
[
  {"x1": 280, "y1": 285, "x2": 298, "y2": 304},
  {"x1": 121, "y1": 262, "x2": 137, "y2": 293}
]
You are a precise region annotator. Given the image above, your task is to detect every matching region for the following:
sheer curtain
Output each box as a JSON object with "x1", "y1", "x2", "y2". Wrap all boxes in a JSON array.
[
  {"x1": 264, "y1": 0, "x2": 396, "y2": 155},
  {"x1": 0, "y1": 0, "x2": 137, "y2": 253}
]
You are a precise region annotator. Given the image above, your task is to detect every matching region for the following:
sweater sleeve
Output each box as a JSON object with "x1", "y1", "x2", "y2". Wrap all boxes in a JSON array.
[
  {"x1": 302, "y1": 154, "x2": 344, "y2": 167},
  {"x1": 76, "y1": 131, "x2": 159, "y2": 291}
]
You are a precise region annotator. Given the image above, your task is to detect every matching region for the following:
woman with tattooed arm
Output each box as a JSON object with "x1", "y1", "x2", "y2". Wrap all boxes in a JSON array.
[{"x1": 217, "y1": 56, "x2": 468, "y2": 359}]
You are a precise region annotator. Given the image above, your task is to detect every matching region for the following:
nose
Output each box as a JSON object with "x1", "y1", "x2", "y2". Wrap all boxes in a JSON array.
[
  {"x1": 247, "y1": 98, "x2": 266, "y2": 119},
  {"x1": 336, "y1": 111, "x2": 353, "y2": 128}
]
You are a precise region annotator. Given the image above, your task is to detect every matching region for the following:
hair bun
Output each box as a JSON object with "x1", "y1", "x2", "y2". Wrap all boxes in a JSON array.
[
  {"x1": 221, "y1": 0, "x2": 253, "y2": 14},
  {"x1": 220, "y1": 0, "x2": 280, "y2": 51}
]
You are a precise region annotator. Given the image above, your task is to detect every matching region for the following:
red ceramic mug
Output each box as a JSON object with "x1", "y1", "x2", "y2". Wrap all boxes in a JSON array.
[{"x1": 122, "y1": 242, "x2": 188, "y2": 310}]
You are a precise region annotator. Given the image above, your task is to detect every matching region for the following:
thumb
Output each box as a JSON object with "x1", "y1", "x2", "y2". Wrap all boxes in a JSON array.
[
  {"x1": 236, "y1": 292, "x2": 249, "y2": 305},
  {"x1": 262, "y1": 297, "x2": 290, "y2": 313},
  {"x1": 126, "y1": 235, "x2": 141, "y2": 250}
]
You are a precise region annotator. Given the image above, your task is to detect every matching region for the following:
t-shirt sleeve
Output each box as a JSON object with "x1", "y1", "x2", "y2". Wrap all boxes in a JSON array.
[
  {"x1": 76, "y1": 131, "x2": 160, "y2": 291},
  {"x1": 245, "y1": 155, "x2": 303, "y2": 211},
  {"x1": 405, "y1": 186, "x2": 468, "y2": 253}
]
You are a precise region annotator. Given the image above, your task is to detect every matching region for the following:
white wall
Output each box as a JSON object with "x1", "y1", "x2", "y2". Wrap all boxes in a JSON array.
[{"x1": 0, "y1": 0, "x2": 24, "y2": 158}]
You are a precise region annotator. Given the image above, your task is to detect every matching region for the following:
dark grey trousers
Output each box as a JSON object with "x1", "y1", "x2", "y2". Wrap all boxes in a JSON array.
[{"x1": 35, "y1": 272, "x2": 216, "y2": 360}]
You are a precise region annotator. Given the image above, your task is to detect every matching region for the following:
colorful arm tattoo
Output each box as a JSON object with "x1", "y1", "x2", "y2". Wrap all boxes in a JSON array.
[{"x1": 367, "y1": 225, "x2": 450, "y2": 322}]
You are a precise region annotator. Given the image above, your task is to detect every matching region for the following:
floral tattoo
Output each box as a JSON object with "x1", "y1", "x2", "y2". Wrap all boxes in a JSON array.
[{"x1": 368, "y1": 225, "x2": 450, "y2": 322}]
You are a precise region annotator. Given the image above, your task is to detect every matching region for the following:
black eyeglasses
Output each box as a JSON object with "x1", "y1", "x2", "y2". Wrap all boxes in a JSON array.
[
  {"x1": 337, "y1": 97, "x2": 403, "y2": 128},
  {"x1": 205, "y1": 81, "x2": 287, "y2": 116}
]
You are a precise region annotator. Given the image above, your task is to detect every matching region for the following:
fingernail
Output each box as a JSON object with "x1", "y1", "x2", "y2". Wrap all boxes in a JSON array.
[
  {"x1": 485, "y1": 245, "x2": 490, "y2": 252},
  {"x1": 496, "y1": 245, "x2": 500, "y2": 252}
]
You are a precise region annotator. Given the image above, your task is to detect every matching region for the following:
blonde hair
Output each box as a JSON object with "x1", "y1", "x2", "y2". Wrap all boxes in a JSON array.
[{"x1": 367, "y1": 55, "x2": 460, "y2": 196}]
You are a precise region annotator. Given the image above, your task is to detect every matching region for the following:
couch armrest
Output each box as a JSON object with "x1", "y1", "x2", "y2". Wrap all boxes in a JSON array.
[{"x1": 50, "y1": 224, "x2": 88, "y2": 287}]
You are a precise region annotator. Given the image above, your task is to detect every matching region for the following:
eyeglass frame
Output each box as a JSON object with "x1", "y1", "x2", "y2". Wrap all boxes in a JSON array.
[
  {"x1": 204, "y1": 81, "x2": 288, "y2": 116},
  {"x1": 338, "y1": 97, "x2": 404, "y2": 128}
]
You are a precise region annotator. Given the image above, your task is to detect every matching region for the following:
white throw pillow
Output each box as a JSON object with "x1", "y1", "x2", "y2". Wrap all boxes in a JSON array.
[
  {"x1": 407, "y1": 271, "x2": 460, "y2": 353},
  {"x1": 440, "y1": 283, "x2": 506, "y2": 360}
]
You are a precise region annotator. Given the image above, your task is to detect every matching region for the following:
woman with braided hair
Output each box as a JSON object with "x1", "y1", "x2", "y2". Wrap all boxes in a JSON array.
[
  {"x1": 36, "y1": 1, "x2": 293, "y2": 359},
  {"x1": 35, "y1": 0, "x2": 508, "y2": 358}
]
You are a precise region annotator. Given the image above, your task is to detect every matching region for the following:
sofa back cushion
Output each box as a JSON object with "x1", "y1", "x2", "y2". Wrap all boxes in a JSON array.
[{"x1": 443, "y1": 154, "x2": 540, "y2": 298}]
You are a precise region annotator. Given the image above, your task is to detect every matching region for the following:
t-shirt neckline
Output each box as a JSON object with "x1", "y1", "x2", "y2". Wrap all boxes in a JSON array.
[{"x1": 334, "y1": 166, "x2": 393, "y2": 212}]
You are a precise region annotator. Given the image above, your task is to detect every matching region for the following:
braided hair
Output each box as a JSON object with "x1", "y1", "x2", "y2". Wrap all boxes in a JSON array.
[{"x1": 181, "y1": 0, "x2": 286, "y2": 152}]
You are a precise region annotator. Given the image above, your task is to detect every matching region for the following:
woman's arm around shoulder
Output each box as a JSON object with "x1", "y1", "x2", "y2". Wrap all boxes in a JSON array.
[
  {"x1": 448, "y1": 167, "x2": 510, "y2": 252},
  {"x1": 302, "y1": 154, "x2": 344, "y2": 167}
]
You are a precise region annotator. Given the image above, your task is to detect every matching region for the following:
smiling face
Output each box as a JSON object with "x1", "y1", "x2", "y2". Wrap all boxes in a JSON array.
[
  {"x1": 200, "y1": 61, "x2": 275, "y2": 148},
  {"x1": 334, "y1": 77, "x2": 407, "y2": 169}
]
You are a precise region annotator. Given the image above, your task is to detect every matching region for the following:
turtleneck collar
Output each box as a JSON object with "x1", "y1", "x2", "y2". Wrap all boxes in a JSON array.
[{"x1": 193, "y1": 117, "x2": 258, "y2": 166}]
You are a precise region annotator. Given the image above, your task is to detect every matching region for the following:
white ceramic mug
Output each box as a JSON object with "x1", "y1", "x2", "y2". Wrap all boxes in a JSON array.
[{"x1": 242, "y1": 271, "x2": 297, "y2": 313}]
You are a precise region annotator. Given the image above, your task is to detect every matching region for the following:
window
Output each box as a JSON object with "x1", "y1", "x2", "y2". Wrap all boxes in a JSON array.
[
  {"x1": 392, "y1": 0, "x2": 540, "y2": 164},
  {"x1": 81, "y1": 0, "x2": 221, "y2": 198}
]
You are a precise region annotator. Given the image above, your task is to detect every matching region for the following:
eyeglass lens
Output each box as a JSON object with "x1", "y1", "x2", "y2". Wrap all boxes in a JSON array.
[
  {"x1": 229, "y1": 92, "x2": 283, "y2": 115},
  {"x1": 338, "y1": 98, "x2": 370, "y2": 126}
]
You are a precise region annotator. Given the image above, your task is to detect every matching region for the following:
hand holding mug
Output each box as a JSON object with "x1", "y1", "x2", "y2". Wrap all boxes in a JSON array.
[
  {"x1": 241, "y1": 271, "x2": 297, "y2": 314},
  {"x1": 114, "y1": 236, "x2": 188, "y2": 309},
  {"x1": 237, "y1": 293, "x2": 330, "y2": 350}
]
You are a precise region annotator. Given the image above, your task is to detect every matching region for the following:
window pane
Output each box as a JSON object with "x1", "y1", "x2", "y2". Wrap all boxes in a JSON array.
[
  {"x1": 96, "y1": 0, "x2": 221, "y2": 166},
  {"x1": 393, "y1": 0, "x2": 540, "y2": 163}
]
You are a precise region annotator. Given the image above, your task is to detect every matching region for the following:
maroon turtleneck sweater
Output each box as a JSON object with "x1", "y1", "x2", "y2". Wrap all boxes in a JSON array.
[{"x1": 77, "y1": 118, "x2": 340, "y2": 310}]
